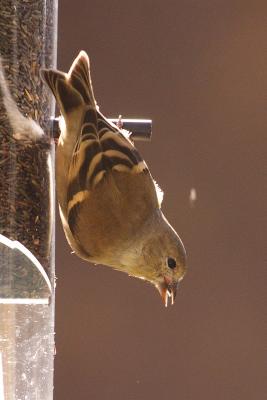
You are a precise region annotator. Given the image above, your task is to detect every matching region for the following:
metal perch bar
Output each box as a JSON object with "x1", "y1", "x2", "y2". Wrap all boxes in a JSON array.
[{"x1": 51, "y1": 117, "x2": 153, "y2": 142}]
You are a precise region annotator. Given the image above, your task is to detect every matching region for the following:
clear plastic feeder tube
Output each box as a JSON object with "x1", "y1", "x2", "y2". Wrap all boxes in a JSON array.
[{"x1": 0, "y1": 1, "x2": 57, "y2": 399}]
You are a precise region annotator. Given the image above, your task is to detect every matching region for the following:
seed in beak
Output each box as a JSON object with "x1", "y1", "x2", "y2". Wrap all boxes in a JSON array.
[{"x1": 158, "y1": 281, "x2": 177, "y2": 307}]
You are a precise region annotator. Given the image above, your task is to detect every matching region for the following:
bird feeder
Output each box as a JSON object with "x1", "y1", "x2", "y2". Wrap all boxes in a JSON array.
[{"x1": 0, "y1": 1, "x2": 57, "y2": 399}]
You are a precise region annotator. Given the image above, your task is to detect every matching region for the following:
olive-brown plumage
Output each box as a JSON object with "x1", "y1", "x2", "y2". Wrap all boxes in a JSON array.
[{"x1": 41, "y1": 51, "x2": 186, "y2": 306}]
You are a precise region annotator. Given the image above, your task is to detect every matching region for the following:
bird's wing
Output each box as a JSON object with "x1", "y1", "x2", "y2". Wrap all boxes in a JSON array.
[{"x1": 66, "y1": 107, "x2": 164, "y2": 233}]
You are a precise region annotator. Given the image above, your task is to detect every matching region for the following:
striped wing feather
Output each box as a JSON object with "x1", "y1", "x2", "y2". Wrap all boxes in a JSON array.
[{"x1": 67, "y1": 109, "x2": 150, "y2": 205}]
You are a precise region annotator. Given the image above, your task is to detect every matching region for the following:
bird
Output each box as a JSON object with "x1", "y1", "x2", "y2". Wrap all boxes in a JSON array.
[{"x1": 41, "y1": 50, "x2": 187, "y2": 306}]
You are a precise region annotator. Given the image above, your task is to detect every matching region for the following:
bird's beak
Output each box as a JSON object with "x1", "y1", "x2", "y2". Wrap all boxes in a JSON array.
[{"x1": 158, "y1": 279, "x2": 178, "y2": 307}]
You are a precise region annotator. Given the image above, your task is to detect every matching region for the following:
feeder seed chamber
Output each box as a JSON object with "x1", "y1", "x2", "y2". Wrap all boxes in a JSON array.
[{"x1": 0, "y1": 1, "x2": 57, "y2": 399}]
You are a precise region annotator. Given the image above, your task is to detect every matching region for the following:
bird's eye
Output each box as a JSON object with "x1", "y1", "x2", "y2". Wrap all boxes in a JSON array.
[{"x1": 167, "y1": 257, "x2": 176, "y2": 269}]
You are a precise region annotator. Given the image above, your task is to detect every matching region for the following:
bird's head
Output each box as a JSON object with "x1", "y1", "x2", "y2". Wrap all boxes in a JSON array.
[{"x1": 120, "y1": 211, "x2": 187, "y2": 307}]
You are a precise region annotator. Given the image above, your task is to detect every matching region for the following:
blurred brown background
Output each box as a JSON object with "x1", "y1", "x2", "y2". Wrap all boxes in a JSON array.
[{"x1": 55, "y1": 1, "x2": 266, "y2": 399}]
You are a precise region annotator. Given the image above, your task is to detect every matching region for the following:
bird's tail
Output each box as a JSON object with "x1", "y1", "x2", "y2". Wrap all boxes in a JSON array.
[{"x1": 40, "y1": 51, "x2": 97, "y2": 121}]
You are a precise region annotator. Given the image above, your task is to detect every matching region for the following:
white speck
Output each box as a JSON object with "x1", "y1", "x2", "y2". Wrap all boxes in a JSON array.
[{"x1": 189, "y1": 188, "x2": 197, "y2": 207}]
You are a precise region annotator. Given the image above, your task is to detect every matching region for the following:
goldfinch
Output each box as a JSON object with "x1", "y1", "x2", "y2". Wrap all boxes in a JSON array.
[{"x1": 41, "y1": 51, "x2": 186, "y2": 306}]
